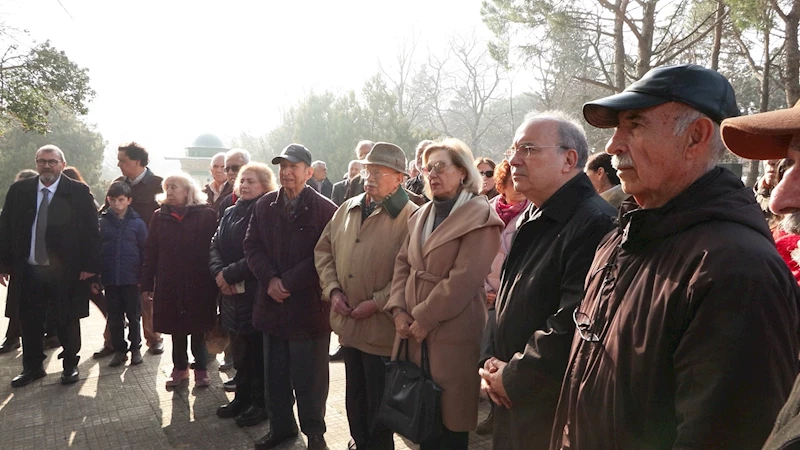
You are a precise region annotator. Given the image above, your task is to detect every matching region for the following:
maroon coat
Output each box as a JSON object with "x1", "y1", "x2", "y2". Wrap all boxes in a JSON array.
[
  {"x1": 140, "y1": 204, "x2": 218, "y2": 335},
  {"x1": 244, "y1": 187, "x2": 336, "y2": 340}
]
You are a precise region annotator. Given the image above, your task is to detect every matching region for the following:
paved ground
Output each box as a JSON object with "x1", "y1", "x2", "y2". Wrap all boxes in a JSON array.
[{"x1": 0, "y1": 285, "x2": 492, "y2": 449}]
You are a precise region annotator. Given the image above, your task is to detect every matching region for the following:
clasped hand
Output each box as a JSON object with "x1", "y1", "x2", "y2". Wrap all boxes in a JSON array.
[
  {"x1": 392, "y1": 311, "x2": 428, "y2": 343},
  {"x1": 331, "y1": 290, "x2": 377, "y2": 320},
  {"x1": 479, "y1": 357, "x2": 513, "y2": 409}
]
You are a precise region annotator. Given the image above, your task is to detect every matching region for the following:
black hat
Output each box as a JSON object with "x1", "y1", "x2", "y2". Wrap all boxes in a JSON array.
[
  {"x1": 583, "y1": 64, "x2": 739, "y2": 128},
  {"x1": 271, "y1": 143, "x2": 312, "y2": 166}
]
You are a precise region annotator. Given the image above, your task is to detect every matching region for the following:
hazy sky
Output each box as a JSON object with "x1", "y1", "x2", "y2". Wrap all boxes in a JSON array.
[{"x1": 2, "y1": 0, "x2": 492, "y2": 170}]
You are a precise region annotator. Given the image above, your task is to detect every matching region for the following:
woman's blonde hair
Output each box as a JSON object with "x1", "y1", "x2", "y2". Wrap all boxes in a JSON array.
[
  {"x1": 156, "y1": 172, "x2": 207, "y2": 206},
  {"x1": 421, "y1": 138, "x2": 482, "y2": 198},
  {"x1": 234, "y1": 162, "x2": 278, "y2": 196}
]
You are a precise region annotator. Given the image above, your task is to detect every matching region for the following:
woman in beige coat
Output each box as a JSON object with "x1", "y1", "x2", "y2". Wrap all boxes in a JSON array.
[{"x1": 386, "y1": 138, "x2": 503, "y2": 450}]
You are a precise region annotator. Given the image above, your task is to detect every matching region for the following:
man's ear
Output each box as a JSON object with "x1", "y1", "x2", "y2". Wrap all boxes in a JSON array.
[
  {"x1": 563, "y1": 148, "x2": 579, "y2": 172},
  {"x1": 686, "y1": 116, "x2": 715, "y2": 160}
]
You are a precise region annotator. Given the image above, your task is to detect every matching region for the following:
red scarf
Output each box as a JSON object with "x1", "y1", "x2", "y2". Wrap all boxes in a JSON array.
[{"x1": 495, "y1": 196, "x2": 528, "y2": 226}]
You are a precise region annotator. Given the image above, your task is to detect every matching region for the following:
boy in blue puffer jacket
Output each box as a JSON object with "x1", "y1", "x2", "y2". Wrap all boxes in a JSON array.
[{"x1": 100, "y1": 181, "x2": 148, "y2": 367}]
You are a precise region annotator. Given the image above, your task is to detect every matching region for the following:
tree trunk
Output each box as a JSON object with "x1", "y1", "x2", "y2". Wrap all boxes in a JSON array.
[
  {"x1": 614, "y1": 0, "x2": 628, "y2": 91},
  {"x1": 784, "y1": 5, "x2": 800, "y2": 105},
  {"x1": 745, "y1": 25, "x2": 772, "y2": 188},
  {"x1": 711, "y1": 0, "x2": 724, "y2": 70},
  {"x1": 637, "y1": 1, "x2": 657, "y2": 78}
]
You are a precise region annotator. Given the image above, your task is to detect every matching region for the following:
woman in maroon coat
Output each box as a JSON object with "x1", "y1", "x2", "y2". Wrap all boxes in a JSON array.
[{"x1": 140, "y1": 172, "x2": 218, "y2": 389}]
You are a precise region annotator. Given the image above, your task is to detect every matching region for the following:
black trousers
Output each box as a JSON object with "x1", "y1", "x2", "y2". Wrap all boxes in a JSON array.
[
  {"x1": 267, "y1": 334, "x2": 330, "y2": 436},
  {"x1": 19, "y1": 264, "x2": 81, "y2": 371},
  {"x1": 343, "y1": 347, "x2": 394, "y2": 450},
  {"x1": 171, "y1": 333, "x2": 207, "y2": 371},
  {"x1": 231, "y1": 331, "x2": 265, "y2": 407},
  {"x1": 419, "y1": 427, "x2": 469, "y2": 450},
  {"x1": 106, "y1": 285, "x2": 141, "y2": 352}
]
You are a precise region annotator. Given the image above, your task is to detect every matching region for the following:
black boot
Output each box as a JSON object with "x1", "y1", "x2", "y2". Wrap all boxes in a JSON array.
[{"x1": 235, "y1": 405, "x2": 268, "y2": 427}]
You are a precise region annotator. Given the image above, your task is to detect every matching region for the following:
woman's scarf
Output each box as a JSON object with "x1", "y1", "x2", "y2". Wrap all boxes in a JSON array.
[
  {"x1": 421, "y1": 189, "x2": 474, "y2": 246},
  {"x1": 494, "y1": 195, "x2": 528, "y2": 226}
]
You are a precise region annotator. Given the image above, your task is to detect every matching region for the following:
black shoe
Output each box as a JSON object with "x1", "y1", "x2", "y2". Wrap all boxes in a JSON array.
[
  {"x1": 254, "y1": 428, "x2": 299, "y2": 450},
  {"x1": 217, "y1": 398, "x2": 250, "y2": 419},
  {"x1": 475, "y1": 408, "x2": 494, "y2": 435},
  {"x1": 307, "y1": 434, "x2": 328, "y2": 450},
  {"x1": 235, "y1": 405, "x2": 268, "y2": 427},
  {"x1": 347, "y1": 438, "x2": 357, "y2": 450},
  {"x1": 109, "y1": 351, "x2": 128, "y2": 367},
  {"x1": 223, "y1": 377, "x2": 237, "y2": 392},
  {"x1": 11, "y1": 368, "x2": 46, "y2": 387},
  {"x1": 0, "y1": 337, "x2": 20, "y2": 354},
  {"x1": 93, "y1": 346, "x2": 115, "y2": 359},
  {"x1": 43, "y1": 335, "x2": 61, "y2": 349},
  {"x1": 147, "y1": 341, "x2": 164, "y2": 355},
  {"x1": 61, "y1": 367, "x2": 79, "y2": 384},
  {"x1": 329, "y1": 345, "x2": 344, "y2": 361},
  {"x1": 130, "y1": 349, "x2": 143, "y2": 365}
]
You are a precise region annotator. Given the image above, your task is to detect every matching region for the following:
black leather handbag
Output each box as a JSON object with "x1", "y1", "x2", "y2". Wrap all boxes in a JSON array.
[{"x1": 377, "y1": 338, "x2": 443, "y2": 444}]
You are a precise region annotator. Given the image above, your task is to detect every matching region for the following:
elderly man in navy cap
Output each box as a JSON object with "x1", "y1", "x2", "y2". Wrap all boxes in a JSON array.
[
  {"x1": 550, "y1": 65, "x2": 799, "y2": 450},
  {"x1": 244, "y1": 144, "x2": 337, "y2": 450}
]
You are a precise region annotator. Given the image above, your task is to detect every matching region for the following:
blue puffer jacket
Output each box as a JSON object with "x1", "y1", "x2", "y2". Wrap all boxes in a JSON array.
[{"x1": 99, "y1": 208, "x2": 148, "y2": 286}]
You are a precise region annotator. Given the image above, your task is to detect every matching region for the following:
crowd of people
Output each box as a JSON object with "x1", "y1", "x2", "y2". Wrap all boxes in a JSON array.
[{"x1": 3, "y1": 62, "x2": 800, "y2": 450}]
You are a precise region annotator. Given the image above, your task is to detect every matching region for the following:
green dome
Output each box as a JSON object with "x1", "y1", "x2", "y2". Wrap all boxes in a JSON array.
[{"x1": 186, "y1": 133, "x2": 229, "y2": 157}]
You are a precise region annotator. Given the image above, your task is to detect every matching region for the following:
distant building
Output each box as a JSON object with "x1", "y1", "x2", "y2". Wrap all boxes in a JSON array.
[{"x1": 165, "y1": 133, "x2": 230, "y2": 186}]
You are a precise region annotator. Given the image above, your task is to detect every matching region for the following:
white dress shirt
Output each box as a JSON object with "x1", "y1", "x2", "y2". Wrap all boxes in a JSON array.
[{"x1": 28, "y1": 175, "x2": 61, "y2": 265}]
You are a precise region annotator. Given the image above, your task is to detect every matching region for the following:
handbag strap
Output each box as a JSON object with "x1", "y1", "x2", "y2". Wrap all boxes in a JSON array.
[
  {"x1": 421, "y1": 340, "x2": 432, "y2": 379},
  {"x1": 396, "y1": 338, "x2": 410, "y2": 361}
]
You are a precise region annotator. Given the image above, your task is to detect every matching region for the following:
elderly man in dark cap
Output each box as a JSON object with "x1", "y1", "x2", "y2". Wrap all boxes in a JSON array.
[
  {"x1": 720, "y1": 102, "x2": 800, "y2": 450},
  {"x1": 315, "y1": 142, "x2": 418, "y2": 450},
  {"x1": 550, "y1": 65, "x2": 799, "y2": 450},
  {"x1": 244, "y1": 144, "x2": 337, "y2": 450}
]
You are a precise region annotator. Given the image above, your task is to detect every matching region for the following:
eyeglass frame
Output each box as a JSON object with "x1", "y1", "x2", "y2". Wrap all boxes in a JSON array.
[
  {"x1": 479, "y1": 170, "x2": 494, "y2": 178},
  {"x1": 224, "y1": 165, "x2": 242, "y2": 173},
  {"x1": 35, "y1": 159, "x2": 63, "y2": 167},
  {"x1": 421, "y1": 160, "x2": 454, "y2": 177},
  {"x1": 360, "y1": 168, "x2": 395, "y2": 179},
  {"x1": 504, "y1": 144, "x2": 568, "y2": 161}
]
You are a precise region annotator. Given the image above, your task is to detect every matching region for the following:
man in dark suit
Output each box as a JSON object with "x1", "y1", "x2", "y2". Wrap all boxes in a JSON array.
[
  {"x1": 307, "y1": 160, "x2": 334, "y2": 199},
  {"x1": 0, "y1": 144, "x2": 101, "y2": 386},
  {"x1": 330, "y1": 160, "x2": 362, "y2": 206}
]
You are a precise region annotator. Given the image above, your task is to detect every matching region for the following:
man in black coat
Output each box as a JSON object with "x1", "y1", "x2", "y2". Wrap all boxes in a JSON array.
[
  {"x1": 0, "y1": 145, "x2": 101, "y2": 386},
  {"x1": 478, "y1": 113, "x2": 616, "y2": 449}
]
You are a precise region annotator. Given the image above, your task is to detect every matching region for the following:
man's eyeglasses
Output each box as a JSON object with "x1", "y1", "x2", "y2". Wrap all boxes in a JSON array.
[
  {"x1": 225, "y1": 165, "x2": 241, "y2": 173},
  {"x1": 479, "y1": 170, "x2": 494, "y2": 178},
  {"x1": 360, "y1": 169, "x2": 393, "y2": 179},
  {"x1": 35, "y1": 159, "x2": 62, "y2": 167},
  {"x1": 504, "y1": 144, "x2": 567, "y2": 160},
  {"x1": 422, "y1": 161, "x2": 452, "y2": 176},
  {"x1": 573, "y1": 309, "x2": 600, "y2": 342}
]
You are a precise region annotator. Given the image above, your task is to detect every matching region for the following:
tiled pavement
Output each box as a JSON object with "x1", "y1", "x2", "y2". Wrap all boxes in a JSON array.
[{"x1": 0, "y1": 285, "x2": 492, "y2": 449}]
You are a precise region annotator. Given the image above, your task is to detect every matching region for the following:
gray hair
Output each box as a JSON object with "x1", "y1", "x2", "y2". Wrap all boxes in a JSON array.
[
  {"x1": 225, "y1": 148, "x2": 251, "y2": 164},
  {"x1": 36, "y1": 144, "x2": 67, "y2": 163},
  {"x1": 355, "y1": 140, "x2": 375, "y2": 157},
  {"x1": 519, "y1": 111, "x2": 589, "y2": 169},
  {"x1": 421, "y1": 138, "x2": 482, "y2": 197},
  {"x1": 348, "y1": 160, "x2": 362, "y2": 170},
  {"x1": 210, "y1": 152, "x2": 226, "y2": 168},
  {"x1": 673, "y1": 106, "x2": 726, "y2": 165},
  {"x1": 311, "y1": 160, "x2": 328, "y2": 169},
  {"x1": 156, "y1": 172, "x2": 208, "y2": 206}
]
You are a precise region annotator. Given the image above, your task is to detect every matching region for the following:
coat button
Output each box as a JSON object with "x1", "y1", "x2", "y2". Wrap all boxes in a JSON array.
[
  {"x1": 348, "y1": 274, "x2": 354, "y2": 278},
  {"x1": 355, "y1": 239, "x2": 360, "y2": 243}
]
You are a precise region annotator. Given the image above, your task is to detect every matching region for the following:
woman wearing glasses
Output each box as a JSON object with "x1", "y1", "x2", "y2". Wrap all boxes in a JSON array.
[
  {"x1": 386, "y1": 138, "x2": 503, "y2": 450},
  {"x1": 475, "y1": 157, "x2": 499, "y2": 199}
]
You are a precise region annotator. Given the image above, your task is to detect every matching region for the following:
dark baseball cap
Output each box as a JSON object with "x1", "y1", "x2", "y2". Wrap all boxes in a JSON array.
[
  {"x1": 271, "y1": 143, "x2": 312, "y2": 166},
  {"x1": 583, "y1": 64, "x2": 739, "y2": 128}
]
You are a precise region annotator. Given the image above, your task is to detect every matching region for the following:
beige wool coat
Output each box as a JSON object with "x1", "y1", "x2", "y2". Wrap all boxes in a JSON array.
[
  {"x1": 315, "y1": 193, "x2": 418, "y2": 357},
  {"x1": 385, "y1": 195, "x2": 503, "y2": 432}
]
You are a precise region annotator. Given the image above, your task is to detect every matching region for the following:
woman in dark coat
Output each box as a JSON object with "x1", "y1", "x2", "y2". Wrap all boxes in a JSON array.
[
  {"x1": 210, "y1": 163, "x2": 276, "y2": 427},
  {"x1": 140, "y1": 172, "x2": 218, "y2": 389}
]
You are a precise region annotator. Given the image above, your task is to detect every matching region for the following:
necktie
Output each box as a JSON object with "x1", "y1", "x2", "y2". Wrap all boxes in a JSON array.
[{"x1": 35, "y1": 188, "x2": 50, "y2": 265}]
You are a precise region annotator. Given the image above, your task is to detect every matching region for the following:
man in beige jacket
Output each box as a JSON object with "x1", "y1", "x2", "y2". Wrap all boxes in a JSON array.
[{"x1": 315, "y1": 142, "x2": 418, "y2": 450}]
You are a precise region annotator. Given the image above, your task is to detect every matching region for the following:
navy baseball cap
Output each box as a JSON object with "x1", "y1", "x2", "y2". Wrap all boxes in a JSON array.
[
  {"x1": 272, "y1": 143, "x2": 312, "y2": 166},
  {"x1": 583, "y1": 64, "x2": 740, "y2": 128}
]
